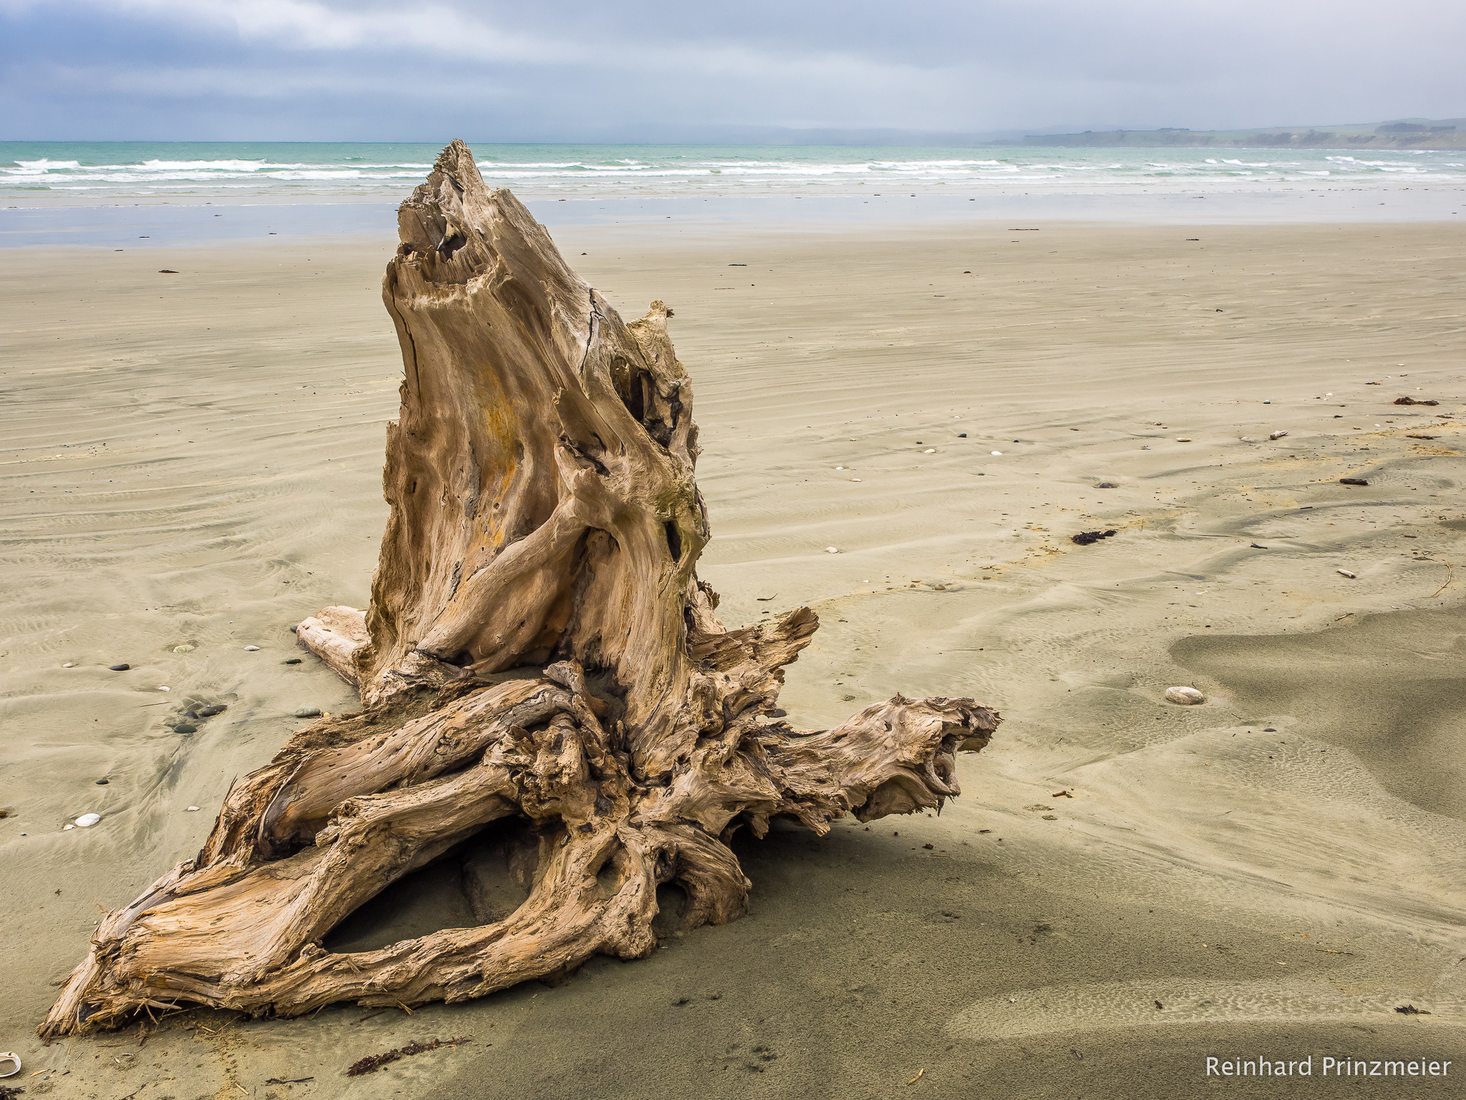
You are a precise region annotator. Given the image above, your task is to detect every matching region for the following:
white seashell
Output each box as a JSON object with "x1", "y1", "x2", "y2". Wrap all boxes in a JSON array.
[
  {"x1": 186, "y1": 805, "x2": 201, "y2": 812},
  {"x1": 924, "y1": 448, "x2": 936, "y2": 453},
  {"x1": 63, "y1": 823, "x2": 74, "y2": 831},
  {"x1": 1164, "y1": 686, "x2": 1205, "y2": 706},
  {"x1": 990, "y1": 450, "x2": 1003, "y2": 456},
  {"x1": 74, "y1": 812, "x2": 101, "y2": 827},
  {"x1": 825, "y1": 546, "x2": 840, "y2": 554},
  {"x1": 1337, "y1": 569, "x2": 1357, "y2": 579},
  {"x1": 243, "y1": 644, "x2": 261, "y2": 652}
]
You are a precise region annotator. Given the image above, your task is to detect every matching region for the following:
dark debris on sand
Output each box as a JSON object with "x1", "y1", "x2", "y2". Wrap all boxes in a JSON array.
[
  {"x1": 346, "y1": 1037, "x2": 471, "y2": 1077},
  {"x1": 1071, "y1": 529, "x2": 1118, "y2": 546}
]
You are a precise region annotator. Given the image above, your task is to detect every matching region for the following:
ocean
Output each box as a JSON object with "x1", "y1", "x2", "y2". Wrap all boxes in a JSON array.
[{"x1": 3, "y1": 141, "x2": 1464, "y2": 246}]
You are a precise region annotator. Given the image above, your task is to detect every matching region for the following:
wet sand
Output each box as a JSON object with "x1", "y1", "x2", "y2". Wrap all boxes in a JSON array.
[{"x1": 1, "y1": 221, "x2": 1464, "y2": 1097}]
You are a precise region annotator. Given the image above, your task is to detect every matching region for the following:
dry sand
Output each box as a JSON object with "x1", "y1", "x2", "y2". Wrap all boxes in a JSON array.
[{"x1": 1, "y1": 221, "x2": 1464, "y2": 1098}]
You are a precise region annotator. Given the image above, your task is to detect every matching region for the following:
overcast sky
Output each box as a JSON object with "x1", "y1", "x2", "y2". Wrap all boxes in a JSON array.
[{"x1": 1, "y1": 0, "x2": 1462, "y2": 142}]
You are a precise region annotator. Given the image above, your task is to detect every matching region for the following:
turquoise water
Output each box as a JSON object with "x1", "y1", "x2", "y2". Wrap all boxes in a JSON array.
[
  {"x1": 4, "y1": 141, "x2": 1464, "y2": 203},
  {"x1": 3, "y1": 141, "x2": 1463, "y2": 246}
]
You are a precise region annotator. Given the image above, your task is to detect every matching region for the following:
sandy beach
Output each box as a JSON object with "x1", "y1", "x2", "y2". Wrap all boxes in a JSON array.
[{"x1": 2, "y1": 219, "x2": 1464, "y2": 1097}]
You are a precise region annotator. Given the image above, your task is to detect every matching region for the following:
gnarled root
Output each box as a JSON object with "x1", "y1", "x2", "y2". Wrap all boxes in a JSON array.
[{"x1": 41, "y1": 141, "x2": 999, "y2": 1039}]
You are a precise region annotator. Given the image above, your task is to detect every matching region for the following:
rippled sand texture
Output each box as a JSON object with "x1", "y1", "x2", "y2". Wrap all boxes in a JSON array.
[{"x1": 2, "y1": 222, "x2": 1464, "y2": 1098}]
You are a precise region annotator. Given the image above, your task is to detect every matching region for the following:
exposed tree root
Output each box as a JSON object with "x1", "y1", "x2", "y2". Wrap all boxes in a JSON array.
[{"x1": 42, "y1": 142, "x2": 998, "y2": 1039}]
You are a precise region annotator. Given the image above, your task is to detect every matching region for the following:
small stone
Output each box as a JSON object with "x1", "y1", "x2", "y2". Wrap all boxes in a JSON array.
[
  {"x1": 63, "y1": 661, "x2": 76, "y2": 668},
  {"x1": 282, "y1": 657, "x2": 302, "y2": 665},
  {"x1": 824, "y1": 546, "x2": 840, "y2": 554},
  {"x1": 289, "y1": 623, "x2": 299, "y2": 633},
  {"x1": 198, "y1": 704, "x2": 226, "y2": 717},
  {"x1": 990, "y1": 450, "x2": 1003, "y2": 456},
  {"x1": 95, "y1": 778, "x2": 109, "y2": 785},
  {"x1": 1096, "y1": 481, "x2": 1118, "y2": 489},
  {"x1": 1339, "y1": 477, "x2": 1369, "y2": 486},
  {"x1": 1268, "y1": 430, "x2": 1288, "y2": 440},
  {"x1": 957, "y1": 432, "x2": 968, "y2": 438},
  {"x1": 923, "y1": 447, "x2": 936, "y2": 453},
  {"x1": 1337, "y1": 569, "x2": 1357, "y2": 579},
  {"x1": 186, "y1": 805, "x2": 201, "y2": 812},
  {"x1": 293, "y1": 707, "x2": 323, "y2": 719},
  {"x1": 243, "y1": 644, "x2": 261, "y2": 652},
  {"x1": 74, "y1": 812, "x2": 101, "y2": 828},
  {"x1": 1165, "y1": 686, "x2": 1206, "y2": 706},
  {"x1": 172, "y1": 722, "x2": 198, "y2": 734},
  {"x1": 171, "y1": 643, "x2": 195, "y2": 654},
  {"x1": 108, "y1": 663, "x2": 130, "y2": 671}
]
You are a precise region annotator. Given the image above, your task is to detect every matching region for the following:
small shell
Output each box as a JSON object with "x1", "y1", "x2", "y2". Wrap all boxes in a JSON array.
[
  {"x1": 74, "y1": 812, "x2": 102, "y2": 828},
  {"x1": 1337, "y1": 569, "x2": 1357, "y2": 579},
  {"x1": 243, "y1": 644, "x2": 261, "y2": 652},
  {"x1": 824, "y1": 546, "x2": 840, "y2": 554},
  {"x1": 1164, "y1": 686, "x2": 1206, "y2": 706}
]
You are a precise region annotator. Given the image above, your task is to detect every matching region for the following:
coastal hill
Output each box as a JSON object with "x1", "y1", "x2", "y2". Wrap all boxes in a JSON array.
[{"x1": 1016, "y1": 117, "x2": 1466, "y2": 149}]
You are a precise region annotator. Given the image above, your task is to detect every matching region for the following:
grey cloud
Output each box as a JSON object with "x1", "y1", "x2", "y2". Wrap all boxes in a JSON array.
[{"x1": 1, "y1": 0, "x2": 1461, "y2": 139}]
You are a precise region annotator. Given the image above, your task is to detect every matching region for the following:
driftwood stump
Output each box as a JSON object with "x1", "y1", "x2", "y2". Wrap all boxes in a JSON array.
[{"x1": 41, "y1": 142, "x2": 998, "y2": 1038}]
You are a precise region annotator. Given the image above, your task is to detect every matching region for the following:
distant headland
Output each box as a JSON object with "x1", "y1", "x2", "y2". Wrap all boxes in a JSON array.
[{"x1": 1013, "y1": 118, "x2": 1466, "y2": 150}]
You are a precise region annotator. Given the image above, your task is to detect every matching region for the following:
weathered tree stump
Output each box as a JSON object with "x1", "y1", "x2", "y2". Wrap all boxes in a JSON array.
[{"x1": 41, "y1": 141, "x2": 998, "y2": 1038}]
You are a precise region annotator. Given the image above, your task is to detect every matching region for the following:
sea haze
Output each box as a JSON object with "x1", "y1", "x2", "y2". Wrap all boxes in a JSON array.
[{"x1": 2, "y1": 141, "x2": 1464, "y2": 246}]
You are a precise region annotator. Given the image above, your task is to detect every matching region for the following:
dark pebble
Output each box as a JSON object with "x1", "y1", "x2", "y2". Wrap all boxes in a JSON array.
[
  {"x1": 172, "y1": 722, "x2": 198, "y2": 734},
  {"x1": 1339, "y1": 477, "x2": 1370, "y2": 486},
  {"x1": 1071, "y1": 529, "x2": 1118, "y2": 546},
  {"x1": 108, "y1": 663, "x2": 130, "y2": 671},
  {"x1": 957, "y1": 432, "x2": 968, "y2": 438},
  {"x1": 283, "y1": 657, "x2": 302, "y2": 665},
  {"x1": 294, "y1": 707, "x2": 323, "y2": 719},
  {"x1": 1096, "y1": 481, "x2": 1118, "y2": 489},
  {"x1": 95, "y1": 778, "x2": 109, "y2": 785},
  {"x1": 199, "y1": 704, "x2": 226, "y2": 717}
]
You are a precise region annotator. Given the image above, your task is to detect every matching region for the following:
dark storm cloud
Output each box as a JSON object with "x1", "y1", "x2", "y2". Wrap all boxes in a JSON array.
[{"x1": 0, "y1": 0, "x2": 1461, "y2": 139}]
